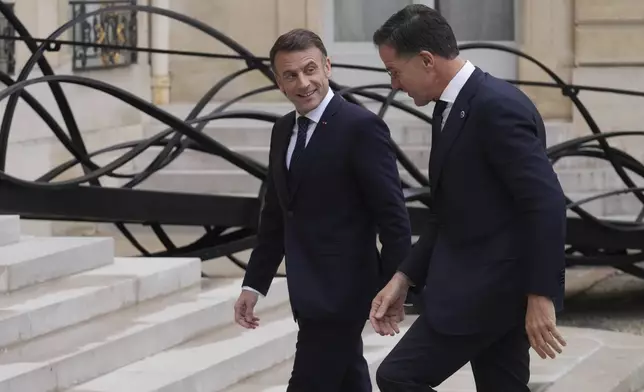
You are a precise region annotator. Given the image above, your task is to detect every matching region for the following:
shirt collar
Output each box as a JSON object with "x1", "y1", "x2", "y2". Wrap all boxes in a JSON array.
[
  {"x1": 439, "y1": 60, "x2": 475, "y2": 104},
  {"x1": 296, "y1": 87, "x2": 334, "y2": 123}
]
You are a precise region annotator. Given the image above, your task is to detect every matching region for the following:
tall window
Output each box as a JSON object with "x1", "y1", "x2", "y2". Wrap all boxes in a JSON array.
[
  {"x1": 333, "y1": 0, "x2": 414, "y2": 43},
  {"x1": 325, "y1": 0, "x2": 517, "y2": 85},
  {"x1": 438, "y1": 0, "x2": 514, "y2": 42},
  {"x1": 332, "y1": 0, "x2": 514, "y2": 44}
]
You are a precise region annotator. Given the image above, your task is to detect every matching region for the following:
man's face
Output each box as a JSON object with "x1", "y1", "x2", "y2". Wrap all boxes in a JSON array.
[
  {"x1": 273, "y1": 47, "x2": 331, "y2": 115},
  {"x1": 378, "y1": 44, "x2": 439, "y2": 106}
]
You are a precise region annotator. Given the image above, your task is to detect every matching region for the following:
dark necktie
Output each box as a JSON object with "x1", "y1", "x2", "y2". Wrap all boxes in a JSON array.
[
  {"x1": 432, "y1": 100, "x2": 448, "y2": 146},
  {"x1": 290, "y1": 116, "x2": 310, "y2": 171}
]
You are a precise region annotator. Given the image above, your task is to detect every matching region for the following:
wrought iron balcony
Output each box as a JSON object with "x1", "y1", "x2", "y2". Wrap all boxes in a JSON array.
[{"x1": 70, "y1": 0, "x2": 137, "y2": 70}]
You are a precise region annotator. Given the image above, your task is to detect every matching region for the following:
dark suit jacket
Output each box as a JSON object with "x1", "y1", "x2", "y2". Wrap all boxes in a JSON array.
[
  {"x1": 242, "y1": 93, "x2": 412, "y2": 322},
  {"x1": 399, "y1": 68, "x2": 567, "y2": 335}
]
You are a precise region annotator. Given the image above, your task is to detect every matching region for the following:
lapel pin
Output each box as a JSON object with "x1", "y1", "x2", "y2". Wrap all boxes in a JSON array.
[
  {"x1": 460, "y1": 110, "x2": 465, "y2": 119},
  {"x1": 322, "y1": 121, "x2": 327, "y2": 125}
]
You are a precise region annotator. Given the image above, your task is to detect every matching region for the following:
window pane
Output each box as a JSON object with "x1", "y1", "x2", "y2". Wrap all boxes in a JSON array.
[
  {"x1": 439, "y1": 0, "x2": 514, "y2": 41},
  {"x1": 334, "y1": 0, "x2": 413, "y2": 42}
]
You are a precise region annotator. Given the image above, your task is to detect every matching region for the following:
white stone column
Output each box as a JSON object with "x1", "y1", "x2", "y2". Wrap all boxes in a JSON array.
[{"x1": 151, "y1": 0, "x2": 170, "y2": 105}]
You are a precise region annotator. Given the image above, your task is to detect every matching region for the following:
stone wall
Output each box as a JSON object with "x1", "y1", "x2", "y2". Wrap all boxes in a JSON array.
[
  {"x1": 518, "y1": 0, "x2": 644, "y2": 154},
  {"x1": 168, "y1": 0, "x2": 320, "y2": 103},
  {"x1": 517, "y1": 0, "x2": 574, "y2": 121},
  {"x1": 4, "y1": 0, "x2": 151, "y2": 235},
  {"x1": 570, "y1": 0, "x2": 644, "y2": 160}
]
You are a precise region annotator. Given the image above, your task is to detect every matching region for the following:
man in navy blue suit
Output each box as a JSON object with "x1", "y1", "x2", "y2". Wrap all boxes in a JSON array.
[
  {"x1": 233, "y1": 28, "x2": 412, "y2": 392},
  {"x1": 369, "y1": 5, "x2": 568, "y2": 392}
]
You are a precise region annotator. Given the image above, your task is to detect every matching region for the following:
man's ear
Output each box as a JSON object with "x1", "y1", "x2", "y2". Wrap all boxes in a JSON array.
[
  {"x1": 419, "y1": 50, "x2": 435, "y2": 68},
  {"x1": 324, "y1": 55, "x2": 332, "y2": 78},
  {"x1": 272, "y1": 70, "x2": 285, "y2": 93}
]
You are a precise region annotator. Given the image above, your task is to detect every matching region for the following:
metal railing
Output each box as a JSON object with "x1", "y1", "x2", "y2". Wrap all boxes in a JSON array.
[{"x1": 0, "y1": 1, "x2": 642, "y2": 278}]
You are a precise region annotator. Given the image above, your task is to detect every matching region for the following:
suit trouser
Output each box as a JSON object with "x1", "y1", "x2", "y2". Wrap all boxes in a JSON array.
[
  {"x1": 286, "y1": 318, "x2": 371, "y2": 392},
  {"x1": 376, "y1": 312, "x2": 530, "y2": 392}
]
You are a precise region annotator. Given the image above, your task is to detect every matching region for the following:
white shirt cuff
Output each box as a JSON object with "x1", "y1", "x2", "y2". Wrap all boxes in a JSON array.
[{"x1": 242, "y1": 286, "x2": 265, "y2": 297}]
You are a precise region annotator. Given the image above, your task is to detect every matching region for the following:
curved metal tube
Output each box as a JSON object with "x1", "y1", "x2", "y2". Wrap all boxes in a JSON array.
[{"x1": 0, "y1": 8, "x2": 641, "y2": 272}]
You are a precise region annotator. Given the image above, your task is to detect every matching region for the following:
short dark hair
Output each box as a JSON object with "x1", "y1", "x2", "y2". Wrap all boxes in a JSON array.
[
  {"x1": 269, "y1": 28, "x2": 328, "y2": 69},
  {"x1": 372, "y1": 4, "x2": 459, "y2": 59}
]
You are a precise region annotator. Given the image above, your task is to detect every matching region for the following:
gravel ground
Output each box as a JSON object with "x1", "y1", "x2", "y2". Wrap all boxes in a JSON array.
[{"x1": 559, "y1": 267, "x2": 644, "y2": 336}]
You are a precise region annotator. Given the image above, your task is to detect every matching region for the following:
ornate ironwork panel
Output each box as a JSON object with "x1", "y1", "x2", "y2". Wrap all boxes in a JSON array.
[
  {"x1": 70, "y1": 0, "x2": 137, "y2": 70},
  {"x1": 0, "y1": 1, "x2": 642, "y2": 279},
  {"x1": 0, "y1": 2, "x2": 16, "y2": 75}
]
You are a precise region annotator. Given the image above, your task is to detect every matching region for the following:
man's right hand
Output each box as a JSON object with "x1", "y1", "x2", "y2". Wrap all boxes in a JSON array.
[
  {"x1": 234, "y1": 290, "x2": 260, "y2": 329},
  {"x1": 369, "y1": 272, "x2": 411, "y2": 336}
]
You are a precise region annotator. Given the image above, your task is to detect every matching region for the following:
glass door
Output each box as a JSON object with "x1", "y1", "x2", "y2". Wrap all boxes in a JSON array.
[
  {"x1": 324, "y1": 0, "x2": 517, "y2": 95},
  {"x1": 438, "y1": 0, "x2": 518, "y2": 81}
]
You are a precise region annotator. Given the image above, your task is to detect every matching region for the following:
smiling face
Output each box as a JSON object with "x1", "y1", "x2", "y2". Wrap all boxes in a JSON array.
[{"x1": 273, "y1": 46, "x2": 331, "y2": 115}]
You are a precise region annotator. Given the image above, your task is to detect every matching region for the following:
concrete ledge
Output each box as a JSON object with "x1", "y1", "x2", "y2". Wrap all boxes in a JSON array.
[
  {"x1": 0, "y1": 257, "x2": 201, "y2": 348},
  {"x1": 0, "y1": 277, "x2": 289, "y2": 391},
  {"x1": 68, "y1": 304, "x2": 298, "y2": 392},
  {"x1": 218, "y1": 321, "x2": 644, "y2": 392},
  {"x1": 0, "y1": 216, "x2": 20, "y2": 247},
  {"x1": 0, "y1": 237, "x2": 114, "y2": 293},
  {"x1": 542, "y1": 327, "x2": 644, "y2": 392}
]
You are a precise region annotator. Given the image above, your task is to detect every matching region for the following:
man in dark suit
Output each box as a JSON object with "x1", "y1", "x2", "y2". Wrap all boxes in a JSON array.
[
  {"x1": 233, "y1": 28, "x2": 412, "y2": 392},
  {"x1": 368, "y1": 5, "x2": 568, "y2": 392}
]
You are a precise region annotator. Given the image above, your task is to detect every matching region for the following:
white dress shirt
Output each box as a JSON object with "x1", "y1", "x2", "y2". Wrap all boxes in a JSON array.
[
  {"x1": 436, "y1": 60, "x2": 475, "y2": 130},
  {"x1": 242, "y1": 87, "x2": 335, "y2": 297},
  {"x1": 286, "y1": 87, "x2": 335, "y2": 168}
]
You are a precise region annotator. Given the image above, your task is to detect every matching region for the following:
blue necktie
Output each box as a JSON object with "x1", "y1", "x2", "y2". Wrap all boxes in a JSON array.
[
  {"x1": 290, "y1": 116, "x2": 310, "y2": 171},
  {"x1": 432, "y1": 100, "x2": 448, "y2": 145}
]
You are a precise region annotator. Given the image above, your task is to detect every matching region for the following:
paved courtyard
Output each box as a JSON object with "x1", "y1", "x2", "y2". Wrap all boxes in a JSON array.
[
  {"x1": 560, "y1": 267, "x2": 644, "y2": 336},
  {"x1": 111, "y1": 239, "x2": 644, "y2": 391},
  {"x1": 219, "y1": 265, "x2": 644, "y2": 392}
]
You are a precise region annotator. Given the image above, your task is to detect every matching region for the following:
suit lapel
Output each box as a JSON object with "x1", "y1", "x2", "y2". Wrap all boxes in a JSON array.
[
  {"x1": 288, "y1": 94, "x2": 344, "y2": 201},
  {"x1": 429, "y1": 68, "x2": 484, "y2": 192},
  {"x1": 272, "y1": 112, "x2": 295, "y2": 209}
]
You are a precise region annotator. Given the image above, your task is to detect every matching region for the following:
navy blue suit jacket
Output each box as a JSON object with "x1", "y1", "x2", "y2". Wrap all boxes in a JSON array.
[
  {"x1": 399, "y1": 68, "x2": 567, "y2": 335},
  {"x1": 243, "y1": 93, "x2": 412, "y2": 322}
]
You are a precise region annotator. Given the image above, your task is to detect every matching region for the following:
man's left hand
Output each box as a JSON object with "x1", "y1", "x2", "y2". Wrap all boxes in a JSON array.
[
  {"x1": 370, "y1": 272, "x2": 409, "y2": 336},
  {"x1": 525, "y1": 294, "x2": 567, "y2": 359}
]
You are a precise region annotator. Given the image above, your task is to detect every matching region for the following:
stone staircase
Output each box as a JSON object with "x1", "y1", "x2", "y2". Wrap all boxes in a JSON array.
[
  {"x1": 0, "y1": 214, "x2": 292, "y2": 392},
  {"x1": 2, "y1": 214, "x2": 644, "y2": 391},
  {"x1": 131, "y1": 102, "x2": 643, "y2": 220}
]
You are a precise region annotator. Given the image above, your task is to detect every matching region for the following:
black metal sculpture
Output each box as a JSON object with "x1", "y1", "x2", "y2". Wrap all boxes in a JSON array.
[{"x1": 0, "y1": 2, "x2": 643, "y2": 279}]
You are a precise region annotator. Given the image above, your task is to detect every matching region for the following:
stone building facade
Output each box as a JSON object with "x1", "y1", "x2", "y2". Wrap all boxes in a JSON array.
[
  {"x1": 166, "y1": 0, "x2": 644, "y2": 149},
  {"x1": 1, "y1": 0, "x2": 643, "y2": 240}
]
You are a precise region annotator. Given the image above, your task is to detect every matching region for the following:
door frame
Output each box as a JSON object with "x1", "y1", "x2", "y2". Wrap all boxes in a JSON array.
[
  {"x1": 322, "y1": 0, "x2": 436, "y2": 58},
  {"x1": 322, "y1": 0, "x2": 519, "y2": 89}
]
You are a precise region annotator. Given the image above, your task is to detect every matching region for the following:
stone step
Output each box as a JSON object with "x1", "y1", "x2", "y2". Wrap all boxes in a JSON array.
[
  {"x1": 135, "y1": 169, "x2": 429, "y2": 196},
  {"x1": 566, "y1": 191, "x2": 644, "y2": 217},
  {"x1": 221, "y1": 323, "x2": 412, "y2": 392},
  {"x1": 221, "y1": 324, "x2": 616, "y2": 392},
  {"x1": 143, "y1": 122, "x2": 435, "y2": 149},
  {"x1": 0, "y1": 237, "x2": 114, "y2": 293},
  {"x1": 136, "y1": 169, "x2": 263, "y2": 196},
  {"x1": 130, "y1": 144, "x2": 619, "y2": 177},
  {"x1": 66, "y1": 304, "x2": 298, "y2": 392},
  {"x1": 131, "y1": 145, "x2": 431, "y2": 172},
  {"x1": 557, "y1": 167, "x2": 644, "y2": 193},
  {"x1": 0, "y1": 257, "x2": 200, "y2": 348},
  {"x1": 68, "y1": 315, "x2": 603, "y2": 392},
  {"x1": 0, "y1": 277, "x2": 289, "y2": 392},
  {"x1": 0, "y1": 215, "x2": 20, "y2": 247},
  {"x1": 145, "y1": 105, "x2": 573, "y2": 149},
  {"x1": 135, "y1": 165, "x2": 644, "y2": 208}
]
